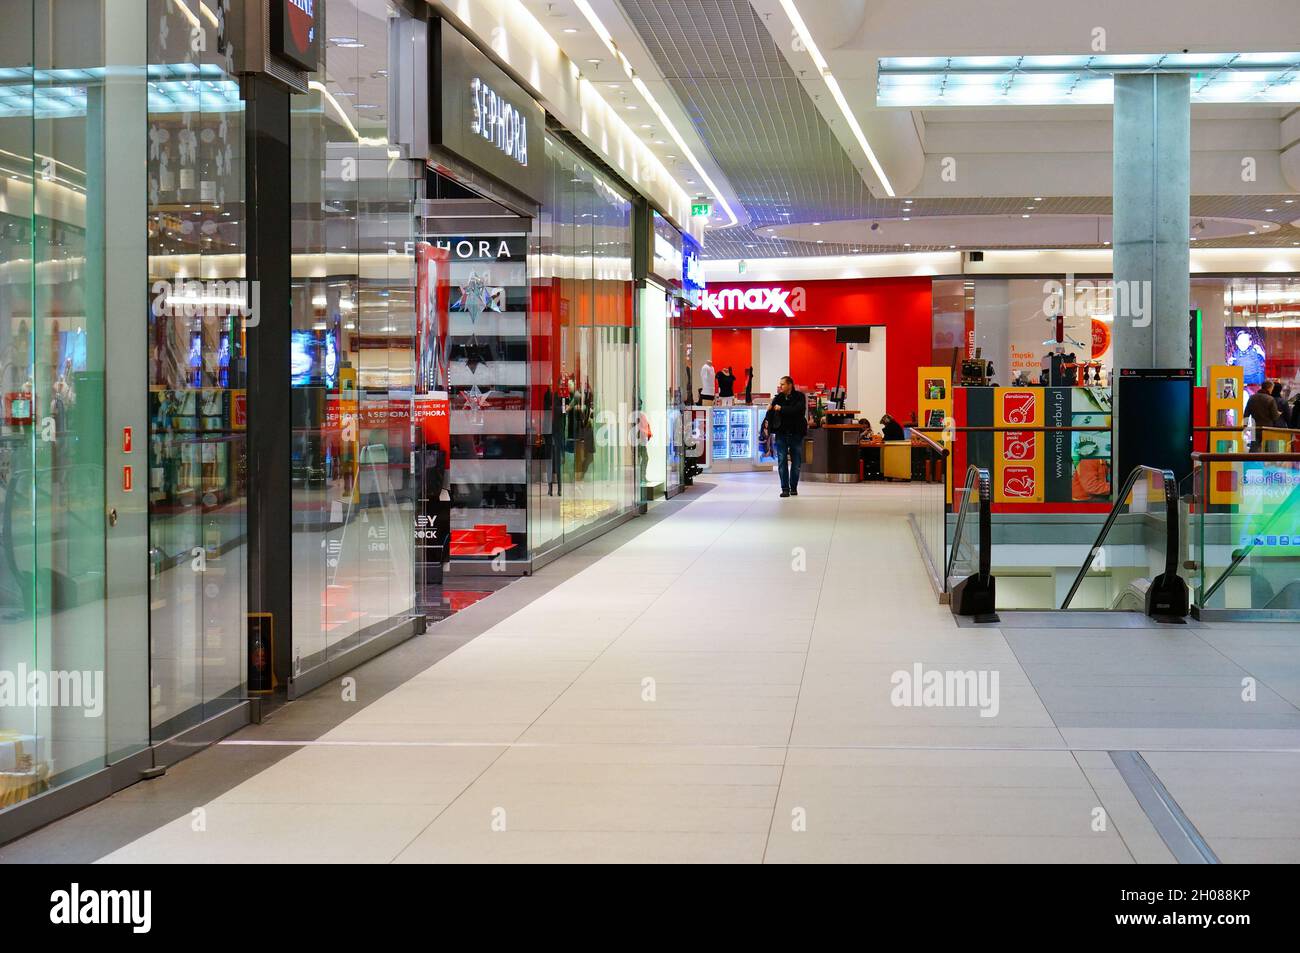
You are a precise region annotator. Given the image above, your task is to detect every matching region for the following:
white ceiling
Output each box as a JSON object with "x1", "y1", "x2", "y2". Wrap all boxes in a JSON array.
[{"x1": 473, "y1": 1, "x2": 1300, "y2": 259}]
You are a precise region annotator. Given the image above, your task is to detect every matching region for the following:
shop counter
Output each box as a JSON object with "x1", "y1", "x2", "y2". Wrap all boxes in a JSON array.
[{"x1": 802, "y1": 425, "x2": 866, "y2": 483}]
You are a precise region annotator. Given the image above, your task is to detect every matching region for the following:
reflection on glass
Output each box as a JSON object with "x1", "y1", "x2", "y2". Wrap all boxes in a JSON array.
[
  {"x1": 289, "y1": 0, "x2": 418, "y2": 675},
  {"x1": 147, "y1": 0, "x2": 248, "y2": 738},
  {"x1": 528, "y1": 136, "x2": 638, "y2": 561}
]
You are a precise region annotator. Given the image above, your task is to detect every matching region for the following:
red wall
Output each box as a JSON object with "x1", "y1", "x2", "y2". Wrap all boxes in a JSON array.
[
  {"x1": 790, "y1": 329, "x2": 843, "y2": 392},
  {"x1": 710, "y1": 329, "x2": 752, "y2": 386},
  {"x1": 691, "y1": 277, "x2": 933, "y2": 422}
]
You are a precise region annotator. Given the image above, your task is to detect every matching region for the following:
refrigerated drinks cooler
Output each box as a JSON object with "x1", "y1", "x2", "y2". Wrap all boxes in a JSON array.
[{"x1": 699, "y1": 405, "x2": 774, "y2": 472}]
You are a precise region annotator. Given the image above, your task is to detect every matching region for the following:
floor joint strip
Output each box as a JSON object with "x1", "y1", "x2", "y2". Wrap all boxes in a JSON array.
[{"x1": 1109, "y1": 750, "x2": 1220, "y2": 864}]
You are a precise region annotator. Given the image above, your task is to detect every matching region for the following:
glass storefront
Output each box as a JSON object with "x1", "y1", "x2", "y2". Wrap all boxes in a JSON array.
[
  {"x1": 0, "y1": 0, "x2": 680, "y2": 832},
  {"x1": 146, "y1": 0, "x2": 249, "y2": 739},
  {"x1": 937, "y1": 275, "x2": 1300, "y2": 399},
  {"x1": 528, "y1": 134, "x2": 638, "y2": 561},
  {"x1": 288, "y1": 0, "x2": 421, "y2": 678}
]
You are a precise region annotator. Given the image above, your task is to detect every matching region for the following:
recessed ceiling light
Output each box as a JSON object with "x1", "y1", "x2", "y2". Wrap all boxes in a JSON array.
[
  {"x1": 817, "y1": 240, "x2": 824, "y2": 244},
  {"x1": 625, "y1": 104, "x2": 637, "y2": 110},
  {"x1": 563, "y1": 28, "x2": 579, "y2": 33},
  {"x1": 903, "y1": 217, "x2": 910, "y2": 221},
  {"x1": 904, "y1": 242, "x2": 911, "y2": 247},
  {"x1": 813, "y1": 222, "x2": 821, "y2": 226},
  {"x1": 949, "y1": 244, "x2": 956, "y2": 249},
  {"x1": 587, "y1": 59, "x2": 602, "y2": 65},
  {"x1": 1265, "y1": 207, "x2": 1276, "y2": 212},
  {"x1": 639, "y1": 123, "x2": 651, "y2": 129},
  {"x1": 1022, "y1": 214, "x2": 1030, "y2": 218},
  {"x1": 903, "y1": 199, "x2": 913, "y2": 204},
  {"x1": 1034, "y1": 197, "x2": 1043, "y2": 201},
  {"x1": 852, "y1": 248, "x2": 860, "y2": 253}
]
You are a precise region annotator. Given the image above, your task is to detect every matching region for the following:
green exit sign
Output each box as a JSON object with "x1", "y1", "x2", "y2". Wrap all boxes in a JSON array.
[{"x1": 691, "y1": 202, "x2": 711, "y2": 218}]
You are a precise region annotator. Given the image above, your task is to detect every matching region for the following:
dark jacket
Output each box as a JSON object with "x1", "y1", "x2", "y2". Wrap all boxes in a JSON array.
[
  {"x1": 1246, "y1": 390, "x2": 1282, "y2": 428},
  {"x1": 881, "y1": 419, "x2": 906, "y2": 441},
  {"x1": 768, "y1": 390, "x2": 808, "y2": 438},
  {"x1": 716, "y1": 370, "x2": 736, "y2": 398}
]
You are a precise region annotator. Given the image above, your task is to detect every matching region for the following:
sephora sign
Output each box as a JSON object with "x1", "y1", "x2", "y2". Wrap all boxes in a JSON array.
[
  {"x1": 470, "y1": 77, "x2": 529, "y2": 167},
  {"x1": 701, "y1": 286, "x2": 807, "y2": 321}
]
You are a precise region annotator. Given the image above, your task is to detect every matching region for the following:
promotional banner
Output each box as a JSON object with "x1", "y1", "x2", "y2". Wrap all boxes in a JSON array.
[
  {"x1": 414, "y1": 241, "x2": 453, "y2": 595},
  {"x1": 968, "y1": 386, "x2": 1111, "y2": 505},
  {"x1": 993, "y1": 387, "x2": 1045, "y2": 503}
]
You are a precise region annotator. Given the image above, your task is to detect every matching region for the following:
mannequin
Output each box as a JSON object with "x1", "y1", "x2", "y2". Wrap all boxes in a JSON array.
[{"x1": 699, "y1": 360, "x2": 715, "y2": 404}]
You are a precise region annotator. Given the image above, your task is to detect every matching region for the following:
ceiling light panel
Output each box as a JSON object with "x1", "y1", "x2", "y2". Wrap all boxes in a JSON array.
[{"x1": 878, "y1": 52, "x2": 1300, "y2": 107}]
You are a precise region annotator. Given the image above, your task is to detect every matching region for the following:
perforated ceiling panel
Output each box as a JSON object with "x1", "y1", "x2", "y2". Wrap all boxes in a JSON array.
[{"x1": 617, "y1": 0, "x2": 878, "y2": 252}]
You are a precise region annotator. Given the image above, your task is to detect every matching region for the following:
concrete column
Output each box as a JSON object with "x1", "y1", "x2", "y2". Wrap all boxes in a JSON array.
[{"x1": 1111, "y1": 72, "x2": 1191, "y2": 370}]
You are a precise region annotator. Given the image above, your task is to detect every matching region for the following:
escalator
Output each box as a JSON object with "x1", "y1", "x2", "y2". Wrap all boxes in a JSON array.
[{"x1": 944, "y1": 464, "x2": 1190, "y2": 621}]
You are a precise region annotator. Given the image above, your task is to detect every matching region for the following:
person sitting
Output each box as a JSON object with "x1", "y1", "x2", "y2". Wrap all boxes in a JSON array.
[
  {"x1": 857, "y1": 418, "x2": 875, "y2": 442},
  {"x1": 879, "y1": 414, "x2": 905, "y2": 441}
]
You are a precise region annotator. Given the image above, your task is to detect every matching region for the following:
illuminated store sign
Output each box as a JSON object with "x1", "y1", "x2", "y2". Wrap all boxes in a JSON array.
[
  {"x1": 271, "y1": 0, "x2": 320, "y2": 72},
  {"x1": 470, "y1": 77, "x2": 528, "y2": 167},
  {"x1": 435, "y1": 19, "x2": 544, "y2": 201},
  {"x1": 701, "y1": 286, "x2": 807, "y2": 321}
]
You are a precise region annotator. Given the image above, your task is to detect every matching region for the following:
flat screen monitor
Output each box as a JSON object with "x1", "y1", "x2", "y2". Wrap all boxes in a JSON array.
[{"x1": 1117, "y1": 369, "x2": 1193, "y2": 488}]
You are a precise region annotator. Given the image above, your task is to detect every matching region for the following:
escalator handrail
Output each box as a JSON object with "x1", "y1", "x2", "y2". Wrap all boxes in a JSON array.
[
  {"x1": 911, "y1": 428, "x2": 949, "y2": 457},
  {"x1": 1060, "y1": 465, "x2": 1178, "y2": 610},
  {"x1": 945, "y1": 464, "x2": 991, "y2": 585}
]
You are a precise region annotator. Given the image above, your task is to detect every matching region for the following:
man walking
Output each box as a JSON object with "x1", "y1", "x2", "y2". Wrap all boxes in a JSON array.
[{"x1": 767, "y1": 375, "x2": 808, "y2": 498}]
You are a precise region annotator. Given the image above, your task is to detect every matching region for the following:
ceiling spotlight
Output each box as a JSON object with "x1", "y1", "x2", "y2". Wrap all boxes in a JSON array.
[
  {"x1": 563, "y1": 28, "x2": 579, "y2": 33},
  {"x1": 1265, "y1": 207, "x2": 1276, "y2": 212},
  {"x1": 870, "y1": 222, "x2": 881, "y2": 232}
]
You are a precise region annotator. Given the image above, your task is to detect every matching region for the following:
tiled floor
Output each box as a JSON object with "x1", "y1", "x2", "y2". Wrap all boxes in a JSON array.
[{"x1": 3, "y1": 472, "x2": 1298, "y2": 863}]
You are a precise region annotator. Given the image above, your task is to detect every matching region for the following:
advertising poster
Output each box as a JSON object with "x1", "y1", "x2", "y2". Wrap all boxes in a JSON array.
[
  {"x1": 1225, "y1": 327, "x2": 1267, "y2": 387},
  {"x1": 994, "y1": 387, "x2": 1044, "y2": 503},
  {"x1": 1067, "y1": 388, "x2": 1112, "y2": 502},
  {"x1": 414, "y1": 242, "x2": 452, "y2": 593}
]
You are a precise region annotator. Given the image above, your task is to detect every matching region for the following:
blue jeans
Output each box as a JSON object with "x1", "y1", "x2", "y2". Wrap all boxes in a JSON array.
[{"x1": 774, "y1": 434, "x2": 802, "y2": 492}]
